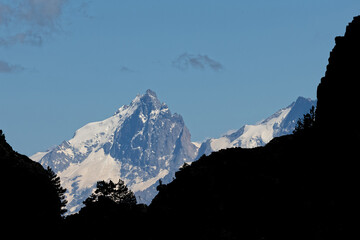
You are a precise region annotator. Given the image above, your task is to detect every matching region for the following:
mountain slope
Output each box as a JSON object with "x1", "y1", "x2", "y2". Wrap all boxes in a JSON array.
[
  {"x1": 196, "y1": 97, "x2": 316, "y2": 157},
  {"x1": 1, "y1": 130, "x2": 64, "y2": 238},
  {"x1": 33, "y1": 89, "x2": 197, "y2": 214},
  {"x1": 60, "y1": 15, "x2": 359, "y2": 240},
  {"x1": 32, "y1": 94, "x2": 315, "y2": 213},
  {"x1": 148, "y1": 16, "x2": 360, "y2": 240}
]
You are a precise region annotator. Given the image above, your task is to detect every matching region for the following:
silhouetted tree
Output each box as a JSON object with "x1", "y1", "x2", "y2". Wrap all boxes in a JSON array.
[
  {"x1": 0, "y1": 129, "x2": 4, "y2": 140},
  {"x1": 84, "y1": 179, "x2": 136, "y2": 207},
  {"x1": 293, "y1": 106, "x2": 316, "y2": 134},
  {"x1": 46, "y1": 166, "x2": 68, "y2": 216},
  {"x1": 65, "y1": 179, "x2": 148, "y2": 240}
]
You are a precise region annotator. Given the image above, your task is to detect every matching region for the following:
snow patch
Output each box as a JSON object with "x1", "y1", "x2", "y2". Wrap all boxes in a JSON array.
[
  {"x1": 139, "y1": 112, "x2": 147, "y2": 123},
  {"x1": 210, "y1": 137, "x2": 231, "y2": 151},
  {"x1": 59, "y1": 148, "x2": 121, "y2": 198},
  {"x1": 237, "y1": 107, "x2": 291, "y2": 148},
  {"x1": 30, "y1": 151, "x2": 49, "y2": 162},
  {"x1": 150, "y1": 109, "x2": 160, "y2": 120},
  {"x1": 131, "y1": 169, "x2": 169, "y2": 192}
]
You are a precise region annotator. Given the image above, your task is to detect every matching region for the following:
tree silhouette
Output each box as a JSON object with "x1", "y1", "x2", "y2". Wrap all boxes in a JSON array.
[
  {"x1": 84, "y1": 179, "x2": 136, "y2": 207},
  {"x1": 65, "y1": 179, "x2": 147, "y2": 240},
  {"x1": 293, "y1": 106, "x2": 316, "y2": 134},
  {"x1": 45, "y1": 166, "x2": 68, "y2": 216}
]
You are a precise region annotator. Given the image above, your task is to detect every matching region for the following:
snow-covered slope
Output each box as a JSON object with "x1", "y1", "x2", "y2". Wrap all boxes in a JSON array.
[
  {"x1": 32, "y1": 94, "x2": 315, "y2": 214},
  {"x1": 196, "y1": 97, "x2": 316, "y2": 158},
  {"x1": 32, "y1": 90, "x2": 197, "y2": 214}
]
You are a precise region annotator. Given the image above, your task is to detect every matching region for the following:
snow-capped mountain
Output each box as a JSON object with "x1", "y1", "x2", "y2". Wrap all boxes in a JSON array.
[
  {"x1": 196, "y1": 97, "x2": 316, "y2": 158},
  {"x1": 32, "y1": 93, "x2": 315, "y2": 214},
  {"x1": 32, "y1": 90, "x2": 197, "y2": 214}
]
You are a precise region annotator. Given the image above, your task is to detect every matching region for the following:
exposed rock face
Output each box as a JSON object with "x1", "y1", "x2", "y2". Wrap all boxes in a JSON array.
[
  {"x1": 34, "y1": 90, "x2": 197, "y2": 213},
  {"x1": 35, "y1": 93, "x2": 317, "y2": 214}
]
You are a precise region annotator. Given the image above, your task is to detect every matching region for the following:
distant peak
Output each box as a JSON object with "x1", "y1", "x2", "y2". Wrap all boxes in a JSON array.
[
  {"x1": 140, "y1": 89, "x2": 162, "y2": 109},
  {"x1": 114, "y1": 89, "x2": 162, "y2": 116},
  {"x1": 294, "y1": 96, "x2": 317, "y2": 106},
  {"x1": 145, "y1": 89, "x2": 157, "y2": 98}
]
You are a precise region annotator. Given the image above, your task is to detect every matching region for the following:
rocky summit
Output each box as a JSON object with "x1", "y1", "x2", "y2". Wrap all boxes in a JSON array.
[
  {"x1": 33, "y1": 89, "x2": 197, "y2": 214},
  {"x1": 32, "y1": 89, "x2": 316, "y2": 214}
]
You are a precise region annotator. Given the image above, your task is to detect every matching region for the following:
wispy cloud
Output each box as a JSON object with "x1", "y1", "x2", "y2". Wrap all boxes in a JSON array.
[
  {"x1": 0, "y1": 0, "x2": 90, "y2": 74},
  {"x1": 172, "y1": 53, "x2": 224, "y2": 72},
  {"x1": 0, "y1": 0, "x2": 69, "y2": 46},
  {"x1": 0, "y1": 60, "x2": 24, "y2": 73},
  {"x1": 0, "y1": 30, "x2": 43, "y2": 46},
  {"x1": 120, "y1": 66, "x2": 135, "y2": 73}
]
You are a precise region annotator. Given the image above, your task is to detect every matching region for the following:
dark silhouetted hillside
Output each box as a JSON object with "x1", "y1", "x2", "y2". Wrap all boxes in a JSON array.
[
  {"x1": 64, "y1": 179, "x2": 149, "y2": 239},
  {"x1": 61, "y1": 16, "x2": 359, "y2": 240},
  {"x1": 317, "y1": 16, "x2": 360, "y2": 137},
  {"x1": 0, "y1": 130, "x2": 65, "y2": 239},
  {"x1": 148, "y1": 16, "x2": 360, "y2": 240}
]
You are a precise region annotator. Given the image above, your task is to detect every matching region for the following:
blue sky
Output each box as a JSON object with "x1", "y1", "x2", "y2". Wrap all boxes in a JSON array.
[{"x1": 1, "y1": 0, "x2": 360, "y2": 156}]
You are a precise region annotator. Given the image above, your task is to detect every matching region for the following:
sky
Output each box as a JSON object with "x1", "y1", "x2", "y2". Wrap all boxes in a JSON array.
[{"x1": 1, "y1": 0, "x2": 360, "y2": 156}]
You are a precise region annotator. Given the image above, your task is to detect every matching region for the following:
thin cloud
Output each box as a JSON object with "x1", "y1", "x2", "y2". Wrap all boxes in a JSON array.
[
  {"x1": 173, "y1": 53, "x2": 224, "y2": 72},
  {"x1": 0, "y1": 30, "x2": 43, "y2": 46},
  {"x1": 120, "y1": 66, "x2": 135, "y2": 73},
  {"x1": 0, "y1": 0, "x2": 86, "y2": 47},
  {"x1": 77, "y1": 1, "x2": 95, "y2": 19},
  {"x1": 0, "y1": 60, "x2": 24, "y2": 73},
  {"x1": 0, "y1": 0, "x2": 89, "y2": 73},
  {"x1": 17, "y1": 0, "x2": 67, "y2": 27}
]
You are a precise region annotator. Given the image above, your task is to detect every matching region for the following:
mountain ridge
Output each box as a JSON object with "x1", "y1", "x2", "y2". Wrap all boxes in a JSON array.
[
  {"x1": 32, "y1": 91, "x2": 315, "y2": 213},
  {"x1": 196, "y1": 96, "x2": 316, "y2": 158},
  {"x1": 148, "y1": 15, "x2": 360, "y2": 240},
  {"x1": 33, "y1": 89, "x2": 197, "y2": 213}
]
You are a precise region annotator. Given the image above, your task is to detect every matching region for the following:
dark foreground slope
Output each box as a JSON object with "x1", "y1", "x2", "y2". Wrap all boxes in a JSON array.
[
  {"x1": 149, "y1": 16, "x2": 360, "y2": 240},
  {"x1": 0, "y1": 131, "x2": 63, "y2": 238},
  {"x1": 150, "y1": 132, "x2": 354, "y2": 240}
]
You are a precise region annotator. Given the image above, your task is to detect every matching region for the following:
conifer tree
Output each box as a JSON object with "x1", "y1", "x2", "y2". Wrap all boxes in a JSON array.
[
  {"x1": 293, "y1": 106, "x2": 316, "y2": 134},
  {"x1": 45, "y1": 166, "x2": 67, "y2": 216}
]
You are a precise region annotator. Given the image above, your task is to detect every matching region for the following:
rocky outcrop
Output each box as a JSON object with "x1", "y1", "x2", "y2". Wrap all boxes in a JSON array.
[{"x1": 316, "y1": 16, "x2": 360, "y2": 139}]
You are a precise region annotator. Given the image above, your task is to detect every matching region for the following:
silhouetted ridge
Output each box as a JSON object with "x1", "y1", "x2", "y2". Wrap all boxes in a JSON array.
[
  {"x1": 316, "y1": 16, "x2": 360, "y2": 137},
  {"x1": 147, "y1": 16, "x2": 360, "y2": 240},
  {"x1": 1, "y1": 130, "x2": 65, "y2": 239}
]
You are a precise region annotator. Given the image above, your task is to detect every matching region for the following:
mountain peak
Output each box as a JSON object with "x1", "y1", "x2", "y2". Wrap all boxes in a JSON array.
[
  {"x1": 138, "y1": 89, "x2": 163, "y2": 112},
  {"x1": 295, "y1": 96, "x2": 313, "y2": 104},
  {"x1": 145, "y1": 89, "x2": 157, "y2": 98},
  {"x1": 114, "y1": 90, "x2": 160, "y2": 116},
  {"x1": 33, "y1": 89, "x2": 196, "y2": 213},
  {"x1": 195, "y1": 96, "x2": 317, "y2": 158}
]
